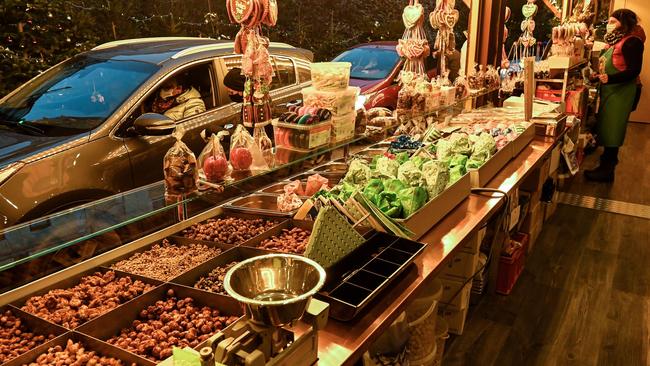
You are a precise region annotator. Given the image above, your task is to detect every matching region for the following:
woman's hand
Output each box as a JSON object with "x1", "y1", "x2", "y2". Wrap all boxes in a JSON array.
[{"x1": 598, "y1": 74, "x2": 609, "y2": 84}]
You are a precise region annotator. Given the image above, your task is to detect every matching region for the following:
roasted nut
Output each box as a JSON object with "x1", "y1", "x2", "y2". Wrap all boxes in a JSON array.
[
  {"x1": 257, "y1": 228, "x2": 311, "y2": 254},
  {"x1": 182, "y1": 217, "x2": 277, "y2": 244},
  {"x1": 0, "y1": 310, "x2": 56, "y2": 363},
  {"x1": 110, "y1": 240, "x2": 222, "y2": 281},
  {"x1": 21, "y1": 271, "x2": 155, "y2": 329},
  {"x1": 194, "y1": 261, "x2": 239, "y2": 295},
  {"x1": 106, "y1": 295, "x2": 238, "y2": 362},
  {"x1": 30, "y1": 339, "x2": 134, "y2": 366}
]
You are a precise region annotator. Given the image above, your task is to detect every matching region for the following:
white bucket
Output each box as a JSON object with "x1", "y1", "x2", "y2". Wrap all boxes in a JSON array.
[
  {"x1": 433, "y1": 317, "x2": 450, "y2": 366},
  {"x1": 407, "y1": 279, "x2": 443, "y2": 322},
  {"x1": 410, "y1": 343, "x2": 438, "y2": 366}
]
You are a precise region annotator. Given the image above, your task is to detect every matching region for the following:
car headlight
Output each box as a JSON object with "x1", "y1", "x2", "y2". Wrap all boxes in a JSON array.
[{"x1": 0, "y1": 162, "x2": 24, "y2": 186}]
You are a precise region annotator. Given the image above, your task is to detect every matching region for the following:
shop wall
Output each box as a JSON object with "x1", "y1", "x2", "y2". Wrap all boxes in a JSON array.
[{"x1": 612, "y1": 0, "x2": 650, "y2": 123}]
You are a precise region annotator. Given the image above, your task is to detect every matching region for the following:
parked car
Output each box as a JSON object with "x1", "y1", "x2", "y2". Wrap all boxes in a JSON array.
[
  {"x1": 0, "y1": 37, "x2": 313, "y2": 230},
  {"x1": 333, "y1": 41, "x2": 437, "y2": 110}
]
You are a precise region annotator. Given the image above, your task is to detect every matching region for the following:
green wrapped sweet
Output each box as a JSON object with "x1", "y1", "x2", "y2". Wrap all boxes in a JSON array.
[
  {"x1": 421, "y1": 160, "x2": 449, "y2": 199},
  {"x1": 336, "y1": 181, "x2": 359, "y2": 201},
  {"x1": 375, "y1": 156, "x2": 399, "y2": 178},
  {"x1": 436, "y1": 139, "x2": 453, "y2": 160},
  {"x1": 472, "y1": 132, "x2": 496, "y2": 158},
  {"x1": 449, "y1": 165, "x2": 467, "y2": 184},
  {"x1": 363, "y1": 179, "x2": 385, "y2": 205},
  {"x1": 398, "y1": 187, "x2": 428, "y2": 218},
  {"x1": 370, "y1": 155, "x2": 381, "y2": 170},
  {"x1": 448, "y1": 154, "x2": 468, "y2": 169},
  {"x1": 384, "y1": 179, "x2": 407, "y2": 194},
  {"x1": 377, "y1": 191, "x2": 402, "y2": 218},
  {"x1": 411, "y1": 155, "x2": 430, "y2": 170},
  {"x1": 448, "y1": 133, "x2": 472, "y2": 156},
  {"x1": 397, "y1": 161, "x2": 424, "y2": 187},
  {"x1": 395, "y1": 152, "x2": 410, "y2": 165},
  {"x1": 343, "y1": 159, "x2": 371, "y2": 186},
  {"x1": 465, "y1": 156, "x2": 485, "y2": 170}
]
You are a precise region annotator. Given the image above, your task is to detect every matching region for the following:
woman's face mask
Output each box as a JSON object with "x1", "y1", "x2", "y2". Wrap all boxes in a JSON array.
[{"x1": 606, "y1": 17, "x2": 621, "y2": 33}]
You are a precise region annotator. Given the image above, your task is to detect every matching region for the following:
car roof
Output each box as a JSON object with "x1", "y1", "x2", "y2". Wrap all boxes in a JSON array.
[
  {"x1": 350, "y1": 41, "x2": 398, "y2": 50},
  {"x1": 87, "y1": 37, "x2": 313, "y2": 64}
]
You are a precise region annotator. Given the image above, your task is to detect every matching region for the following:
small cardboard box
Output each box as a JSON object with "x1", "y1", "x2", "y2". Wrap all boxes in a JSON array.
[
  {"x1": 440, "y1": 278, "x2": 472, "y2": 310},
  {"x1": 438, "y1": 306, "x2": 469, "y2": 335},
  {"x1": 441, "y1": 250, "x2": 479, "y2": 280}
]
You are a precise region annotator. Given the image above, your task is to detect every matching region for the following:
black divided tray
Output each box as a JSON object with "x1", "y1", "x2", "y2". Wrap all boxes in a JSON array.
[{"x1": 317, "y1": 232, "x2": 426, "y2": 321}]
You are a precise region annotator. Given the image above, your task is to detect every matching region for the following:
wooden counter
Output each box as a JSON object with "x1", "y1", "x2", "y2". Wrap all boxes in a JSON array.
[{"x1": 316, "y1": 136, "x2": 559, "y2": 365}]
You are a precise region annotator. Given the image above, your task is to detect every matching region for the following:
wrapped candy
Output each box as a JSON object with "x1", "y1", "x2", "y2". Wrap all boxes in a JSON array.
[
  {"x1": 198, "y1": 131, "x2": 231, "y2": 183},
  {"x1": 376, "y1": 156, "x2": 400, "y2": 179},
  {"x1": 230, "y1": 124, "x2": 268, "y2": 171},
  {"x1": 398, "y1": 187, "x2": 428, "y2": 218},
  {"x1": 397, "y1": 161, "x2": 425, "y2": 187},
  {"x1": 421, "y1": 160, "x2": 449, "y2": 199},
  {"x1": 305, "y1": 174, "x2": 329, "y2": 196},
  {"x1": 277, "y1": 193, "x2": 303, "y2": 212},
  {"x1": 164, "y1": 128, "x2": 198, "y2": 199},
  {"x1": 253, "y1": 126, "x2": 274, "y2": 168},
  {"x1": 453, "y1": 74, "x2": 469, "y2": 99},
  {"x1": 343, "y1": 159, "x2": 372, "y2": 186}
]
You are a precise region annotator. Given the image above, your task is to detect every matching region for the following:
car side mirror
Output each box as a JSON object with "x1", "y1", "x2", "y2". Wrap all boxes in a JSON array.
[{"x1": 131, "y1": 113, "x2": 176, "y2": 136}]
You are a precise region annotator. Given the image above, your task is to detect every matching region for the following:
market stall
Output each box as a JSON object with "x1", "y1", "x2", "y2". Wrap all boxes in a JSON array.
[{"x1": 0, "y1": 1, "x2": 576, "y2": 365}]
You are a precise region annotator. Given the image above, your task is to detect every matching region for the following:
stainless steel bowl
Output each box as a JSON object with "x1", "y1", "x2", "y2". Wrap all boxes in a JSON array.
[{"x1": 224, "y1": 254, "x2": 326, "y2": 327}]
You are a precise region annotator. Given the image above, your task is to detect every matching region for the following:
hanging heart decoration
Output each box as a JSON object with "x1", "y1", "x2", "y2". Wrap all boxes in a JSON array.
[
  {"x1": 522, "y1": 3, "x2": 538, "y2": 18},
  {"x1": 403, "y1": 3, "x2": 424, "y2": 29},
  {"x1": 444, "y1": 10, "x2": 459, "y2": 29},
  {"x1": 230, "y1": 0, "x2": 254, "y2": 24},
  {"x1": 528, "y1": 19, "x2": 535, "y2": 32},
  {"x1": 429, "y1": 12, "x2": 439, "y2": 29},
  {"x1": 520, "y1": 19, "x2": 528, "y2": 32}
]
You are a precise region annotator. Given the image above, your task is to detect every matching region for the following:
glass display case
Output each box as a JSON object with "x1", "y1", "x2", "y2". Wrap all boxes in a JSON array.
[{"x1": 0, "y1": 88, "x2": 501, "y2": 293}]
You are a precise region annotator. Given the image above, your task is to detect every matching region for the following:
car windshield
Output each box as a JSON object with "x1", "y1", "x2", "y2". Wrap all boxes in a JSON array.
[
  {"x1": 333, "y1": 47, "x2": 400, "y2": 80},
  {"x1": 0, "y1": 56, "x2": 158, "y2": 135}
]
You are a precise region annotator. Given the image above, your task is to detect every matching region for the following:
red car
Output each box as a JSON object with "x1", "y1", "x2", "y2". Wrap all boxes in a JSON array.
[{"x1": 333, "y1": 41, "x2": 436, "y2": 110}]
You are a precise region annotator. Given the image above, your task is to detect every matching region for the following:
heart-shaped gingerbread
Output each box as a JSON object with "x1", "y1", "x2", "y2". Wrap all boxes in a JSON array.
[
  {"x1": 429, "y1": 12, "x2": 439, "y2": 28},
  {"x1": 444, "y1": 10, "x2": 459, "y2": 28},
  {"x1": 266, "y1": 0, "x2": 278, "y2": 26},
  {"x1": 231, "y1": 0, "x2": 254, "y2": 24},
  {"x1": 403, "y1": 4, "x2": 424, "y2": 29},
  {"x1": 522, "y1": 3, "x2": 537, "y2": 18}
]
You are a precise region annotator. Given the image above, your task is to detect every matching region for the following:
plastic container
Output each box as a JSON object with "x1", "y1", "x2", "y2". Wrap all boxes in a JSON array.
[
  {"x1": 311, "y1": 62, "x2": 351, "y2": 91},
  {"x1": 409, "y1": 343, "x2": 438, "y2": 366},
  {"x1": 302, "y1": 86, "x2": 360, "y2": 115},
  {"x1": 368, "y1": 311, "x2": 409, "y2": 356},
  {"x1": 272, "y1": 119, "x2": 332, "y2": 151},
  {"x1": 331, "y1": 112, "x2": 356, "y2": 142},
  {"x1": 440, "y1": 86, "x2": 456, "y2": 106},
  {"x1": 405, "y1": 279, "x2": 443, "y2": 360},
  {"x1": 433, "y1": 318, "x2": 449, "y2": 366},
  {"x1": 496, "y1": 232, "x2": 529, "y2": 295}
]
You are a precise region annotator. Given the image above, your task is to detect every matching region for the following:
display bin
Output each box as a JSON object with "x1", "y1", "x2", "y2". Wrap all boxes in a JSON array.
[
  {"x1": 272, "y1": 119, "x2": 332, "y2": 151},
  {"x1": 496, "y1": 232, "x2": 529, "y2": 295},
  {"x1": 468, "y1": 143, "x2": 513, "y2": 188},
  {"x1": 223, "y1": 193, "x2": 300, "y2": 217},
  {"x1": 0, "y1": 305, "x2": 68, "y2": 365},
  {"x1": 237, "y1": 220, "x2": 314, "y2": 255},
  {"x1": 101, "y1": 237, "x2": 235, "y2": 282},
  {"x1": 171, "y1": 246, "x2": 268, "y2": 293},
  {"x1": 172, "y1": 210, "x2": 287, "y2": 247},
  {"x1": 396, "y1": 173, "x2": 472, "y2": 239},
  {"x1": 12, "y1": 267, "x2": 163, "y2": 329},
  {"x1": 301, "y1": 86, "x2": 359, "y2": 115},
  {"x1": 76, "y1": 283, "x2": 243, "y2": 363},
  {"x1": 510, "y1": 122, "x2": 536, "y2": 158},
  {"x1": 331, "y1": 112, "x2": 356, "y2": 142},
  {"x1": 3, "y1": 331, "x2": 156, "y2": 366},
  {"x1": 439, "y1": 278, "x2": 471, "y2": 310}
]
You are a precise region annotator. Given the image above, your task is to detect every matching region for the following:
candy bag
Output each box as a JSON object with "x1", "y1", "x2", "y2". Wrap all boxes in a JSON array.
[
  {"x1": 253, "y1": 125, "x2": 274, "y2": 167},
  {"x1": 230, "y1": 124, "x2": 268, "y2": 171},
  {"x1": 163, "y1": 128, "x2": 198, "y2": 199},
  {"x1": 284, "y1": 180, "x2": 305, "y2": 196},
  {"x1": 277, "y1": 193, "x2": 303, "y2": 212},
  {"x1": 198, "y1": 130, "x2": 230, "y2": 183},
  {"x1": 453, "y1": 74, "x2": 469, "y2": 99}
]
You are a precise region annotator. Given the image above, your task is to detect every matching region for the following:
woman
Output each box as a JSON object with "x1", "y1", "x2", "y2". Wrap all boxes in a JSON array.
[{"x1": 585, "y1": 9, "x2": 645, "y2": 182}]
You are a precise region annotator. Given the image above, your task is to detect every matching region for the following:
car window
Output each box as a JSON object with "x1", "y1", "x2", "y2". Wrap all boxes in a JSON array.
[
  {"x1": 270, "y1": 57, "x2": 296, "y2": 90},
  {"x1": 0, "y1": 56, "x2": 158, "y2": 135},
  {"x1": 296, "y1": 60, "x2": 311, "y2": 83},
  {"x1": 333, "y1": 47, "x2": 400, "y2": 81},
  {"x1": 117, "y1": 62, "x2": 215, "y2": 136}
]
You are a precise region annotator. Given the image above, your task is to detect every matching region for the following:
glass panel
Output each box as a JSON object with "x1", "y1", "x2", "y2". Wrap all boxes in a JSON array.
[
  {"x1": 270, "y1": 57, "x2": 297, "y2": 90},
  {"x1": 0, "y1": 88, "x2": 500, "y2": 292}
]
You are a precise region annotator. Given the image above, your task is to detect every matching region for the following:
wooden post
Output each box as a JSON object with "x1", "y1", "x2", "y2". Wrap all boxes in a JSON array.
[{"x1": 524, "y1": 56, "x2": 535, "y2": 121}]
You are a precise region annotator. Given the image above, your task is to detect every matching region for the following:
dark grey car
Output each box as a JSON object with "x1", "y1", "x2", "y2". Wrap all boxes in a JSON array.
[{"x1": 0, "y1": 37, "x2": 313, "y2": 229}]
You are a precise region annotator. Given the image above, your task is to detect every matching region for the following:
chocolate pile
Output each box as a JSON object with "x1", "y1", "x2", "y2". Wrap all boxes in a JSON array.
[
  {"x1": 194, "y1": 262, "x2": 239, "y2": 295},
  {"x1": 0, "y1": 310, "x2": 56, "y2": 363},
  {"x1": 257, "y1": 228, "x2": 311, "y2": 254},
  {"x1": 182, "y1": 217, "x2": 276, "y2": 244}
]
